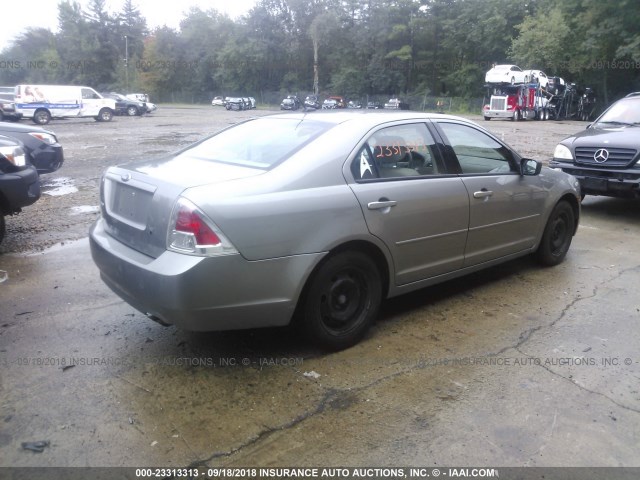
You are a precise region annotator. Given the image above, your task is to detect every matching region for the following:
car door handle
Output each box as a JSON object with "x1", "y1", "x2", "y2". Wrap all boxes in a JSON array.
[
  {"x1": 367, "y1": 200, "x2": 398, "y2": 210},
  {"x1": 473, "y1": 189, "x2": 493, "y2": 199}
]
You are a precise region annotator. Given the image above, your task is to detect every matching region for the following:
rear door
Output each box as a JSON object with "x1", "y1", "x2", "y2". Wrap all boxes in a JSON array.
[
  {"x1": 432, "y1": 120, "x2": 548, "y2": 267},
  {"x1": 346, "y1": 121, "x2": 469, "y2": 286}
]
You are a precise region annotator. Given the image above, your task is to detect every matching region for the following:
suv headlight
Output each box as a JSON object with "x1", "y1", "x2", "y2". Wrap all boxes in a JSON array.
[
  {"x1": 29, "y1": 132, "x2": 57, "y2": 145},
  {"x1": 553, "y1": 144, "x2": 573, "y2": 160},
  {"x1": 0, "y1": 145, "x2": 26, "y2": 167}
]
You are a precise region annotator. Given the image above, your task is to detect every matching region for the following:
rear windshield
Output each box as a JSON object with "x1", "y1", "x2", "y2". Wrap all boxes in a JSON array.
[{"x1": 177, "y1": 117, "x2": 332, "y2": 169}]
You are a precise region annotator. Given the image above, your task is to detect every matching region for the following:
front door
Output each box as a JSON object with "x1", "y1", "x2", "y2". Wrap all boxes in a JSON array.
[{"x1": 434, "y1": 121, "x2": 548, "y2": 267}]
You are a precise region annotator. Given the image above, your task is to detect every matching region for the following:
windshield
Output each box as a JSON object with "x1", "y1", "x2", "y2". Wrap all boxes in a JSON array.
[
  {"x1": 176, "y1": 117, "x2": 333, "y2": 169},
  {"x1": 596, "y1": 98, "x2": 640, "y2": 126}
]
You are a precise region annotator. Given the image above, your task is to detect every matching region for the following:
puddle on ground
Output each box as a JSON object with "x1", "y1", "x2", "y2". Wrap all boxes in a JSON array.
[
  {"x1": 70, "y1": 205, "x2": 100, "y2": 215},
  {"x1": 42, "y1": 177, "x2": 79, "y2": 196}
]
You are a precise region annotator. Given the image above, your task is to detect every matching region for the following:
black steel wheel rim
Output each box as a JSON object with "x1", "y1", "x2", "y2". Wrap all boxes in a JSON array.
[
  {"x1": 550, "y1": 213, "x2": 568, "y2": 254},
  {"x1": 319, "y1": 268, "x2": 368, "y2": 334}
]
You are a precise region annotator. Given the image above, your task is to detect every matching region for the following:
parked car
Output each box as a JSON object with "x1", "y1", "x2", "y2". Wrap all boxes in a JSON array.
[
  {"x1": 0, "y1": 122, "x2": 64, "y2": 174},
  {"x1": 548, "y1": 77, "x2": 566, "y2": 95},
  {"x1": 127, "y1": 93, "x2": 156, "y2": 112},
  {"x1": 550, "y1": 92, "x2": 640, "y2": 199},
  {"x1": 280, "y1": 96, "x2": 300, "y2": 110},
  {"x1": 347, "y1": 100, "x2": 362, "y2": 109},
  {"x1": 327, "y1": 96, "x2": 347, "y2": 108},
  {"x1": 304, "y1": 95, "x2": 320, "y2": 110},
  {"x1": 211, "y1": 96, "x2": 226, "y2": 107},
  {"x1": 0, "y1": 135, "x2": 40, "y2": 243},
  {"x1": 523, "y1": 69, "x2": 549, "y2": 89},
  {"x1": 384, "y1": 98, "x2": 410, "y2": 110},
  {"x1": 322, "y1": 98, "x2": 339, "y2": 109},
  {"x1": 485, "y1": 64, "x2": 529, "y2": 85},
  {"x1": 0, "y1": 93, "x2": 22, "y2": 122},
  {"x1": 102, "y1": 93, "x2": 147, "y2": 116},
  {"x1": 225, "y1": 97, "x2": 244, "y2": 110},
  {"x1": 90, "y1": 111, "x2": 580, "y2": 350},
  {"x1": 16, "y1": 84, "x2": 116, "y2": 124},
  {"x1": 367, "y1": 101, "x2": 383, "y2": 109}
]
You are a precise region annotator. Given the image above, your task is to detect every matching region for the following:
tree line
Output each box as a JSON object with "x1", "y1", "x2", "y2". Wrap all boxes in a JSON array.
[{"x1": 1, "y1": 0, "x2": 639, "y2": 105}]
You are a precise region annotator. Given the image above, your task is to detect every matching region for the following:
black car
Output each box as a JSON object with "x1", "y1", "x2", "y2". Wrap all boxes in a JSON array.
[
  {"x1": 280, "y1": 96, "x2": 300, "y2": 110},
  {"x1": 0, "y1": 122, "x2": 64, "y2": 174},
  {"x1": 0, "y1": 135, "x2": 41, "y2": 243},
  {"x1": 101, "y1": 93, "x2": 147, "y2": 116},
  {"x1": 550, "y1": 92, "x2": 640, "y2": 199},
  {"x1": 367, "y1": 101, "x2": 383, "y2": 109},
  {"x1": 0, "y1": 93, "x2": 22, "y2": 122}
]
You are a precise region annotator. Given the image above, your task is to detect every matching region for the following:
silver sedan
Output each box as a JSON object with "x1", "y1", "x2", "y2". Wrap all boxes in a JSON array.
[{"x1": 90, "y1": 111, "x2": 581, "y2": 350}]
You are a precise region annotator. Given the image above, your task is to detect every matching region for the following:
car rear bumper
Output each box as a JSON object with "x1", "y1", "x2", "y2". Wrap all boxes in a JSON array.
[
  {"x1": 90, "y1": 218, "x2": 323, "y2": 331},
  {"x1": 0, "y1": 166, "x2": 41, "y2": 213},
  {"x1": 549, "y1": 160, "x2": 640, "y2": 198}
]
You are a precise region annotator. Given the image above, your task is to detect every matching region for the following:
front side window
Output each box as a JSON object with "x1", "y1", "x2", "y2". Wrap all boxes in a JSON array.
[
  {"x1": 82, "y1": 88, "x2": 101, "y2": 100},
  {"x1": 351, "y1": 123, "x2": 440, "y2": 181},
  {"x1": 438, "y1": 122, "x2": 515, "y2": 174}
]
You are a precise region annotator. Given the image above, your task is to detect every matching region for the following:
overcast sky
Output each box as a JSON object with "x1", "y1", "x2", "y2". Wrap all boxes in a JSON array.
[{"x1": 0, "y1": 0, "x2": 259, "y2": 49}]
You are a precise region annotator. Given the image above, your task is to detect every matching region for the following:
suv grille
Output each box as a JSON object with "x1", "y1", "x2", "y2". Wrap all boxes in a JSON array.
[{"x1": 575, "y1": 147, "x2": 638, "y2": 167}]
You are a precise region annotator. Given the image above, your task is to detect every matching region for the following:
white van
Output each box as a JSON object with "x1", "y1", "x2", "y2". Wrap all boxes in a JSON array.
[{"x1": 15, "y1": 85, "x2": 117, "y2": 125}]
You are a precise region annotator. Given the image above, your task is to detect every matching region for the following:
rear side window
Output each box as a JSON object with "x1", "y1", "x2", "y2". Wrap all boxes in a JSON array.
[
  {"x1": 178, "y1": 118, "x2": 332, "y2": 169},
  {"x1": 351, "y1": 123, "x2": 440, "y2": 180}
]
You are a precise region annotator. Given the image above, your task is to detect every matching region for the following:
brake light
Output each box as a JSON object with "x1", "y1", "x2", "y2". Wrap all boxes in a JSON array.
[
  {"x1": 168, "y1": 198, "x2": 238, "y2": 256},
  {"x1": 175, "y1": 208, "x2": 221, "y2": 245}
]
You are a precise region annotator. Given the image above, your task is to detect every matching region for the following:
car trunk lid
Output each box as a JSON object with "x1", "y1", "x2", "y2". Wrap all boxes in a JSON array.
[{"x1": 100, "y1": 157, "x2": 263, "y2": 258}]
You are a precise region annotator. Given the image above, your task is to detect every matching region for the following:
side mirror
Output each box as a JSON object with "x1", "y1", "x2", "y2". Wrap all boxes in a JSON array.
[{"x1": 520, "y1": 158, "x2": 541, "y2": 176}]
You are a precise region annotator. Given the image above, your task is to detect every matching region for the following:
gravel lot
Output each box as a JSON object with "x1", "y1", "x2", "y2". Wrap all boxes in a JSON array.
[{"x1": 0, "y1": 106, "x2": 589, "y2": 254}]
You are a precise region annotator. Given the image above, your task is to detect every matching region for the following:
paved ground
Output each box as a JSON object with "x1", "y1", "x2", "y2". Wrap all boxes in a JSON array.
[{"x1": 0, "y1": 108, "x2": 639, "y2": 472}]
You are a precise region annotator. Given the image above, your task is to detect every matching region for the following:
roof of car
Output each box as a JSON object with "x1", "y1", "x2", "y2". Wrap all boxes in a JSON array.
[{"x1": 271, "y1": 110, "x2": 470, "y2": 127}]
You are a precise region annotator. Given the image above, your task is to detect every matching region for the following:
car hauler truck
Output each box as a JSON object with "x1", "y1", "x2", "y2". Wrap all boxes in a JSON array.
[
  {"x1": 15, "y1": 85, "x2": 117, "y2": 125},
  {"x1": 483, "y1": 84, "x2": 549, "y2": 121}
]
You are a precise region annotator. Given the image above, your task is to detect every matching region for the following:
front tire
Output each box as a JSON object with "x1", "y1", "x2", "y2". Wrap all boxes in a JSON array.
[
  {"x1": 126, "y1": 105, "x2": 138, "y2": 116},
  {"x1": 535, "y1": 201, "x2": 575, "y2": 266},
  {"x1": 95, "y1": 108, "x2": 114, "y2": 122},
  {"x1": 0, "y1": 212, "x2": 5, "y2": 244},
  {"x1": 301, "y1": 251, "x2": 382, "y2": 350}
]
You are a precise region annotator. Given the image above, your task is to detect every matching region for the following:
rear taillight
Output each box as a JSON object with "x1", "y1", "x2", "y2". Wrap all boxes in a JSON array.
[{"x1": 168, "y1": 198, "x2": 238, "y2": 256}]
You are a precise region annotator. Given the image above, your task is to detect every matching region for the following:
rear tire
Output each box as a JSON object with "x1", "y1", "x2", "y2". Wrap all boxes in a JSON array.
[
  {"x1": 0, "y1": 212, "x2": 5, "y2": 244},
  {"x1": 535, "y1": 201, "x2": 574, "y2": 266},
  {"x1": 301, "y1": 251, "x2": 382, "y2": 350}
]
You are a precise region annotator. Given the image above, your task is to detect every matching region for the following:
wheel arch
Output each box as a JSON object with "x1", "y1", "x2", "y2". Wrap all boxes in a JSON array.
[
  {"x1": 560, "y1": 192, "x2": 580, "y2": 236},
  {"x1": 291, "y1": 239, "x2": 392, "y2": 322},
  {"x1": 32, "y1": 108, "x2": 52, "y2": 124}
]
